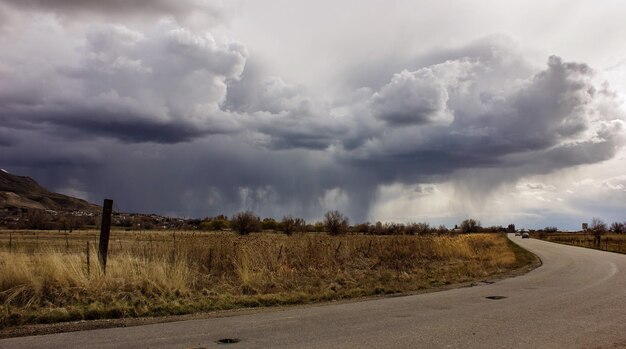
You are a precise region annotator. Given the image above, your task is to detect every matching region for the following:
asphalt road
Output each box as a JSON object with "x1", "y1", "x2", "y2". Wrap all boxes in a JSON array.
[{"x1": 2, "y1": 235, "x2": 626, "y2": 349}]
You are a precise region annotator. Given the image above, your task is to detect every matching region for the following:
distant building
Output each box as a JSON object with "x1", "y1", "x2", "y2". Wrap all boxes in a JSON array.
[
  {"x1": 582, "y1": 223, "x2": 588, "y2": 231},
  {"x1": 507, "y1": 224, "x2": 516, "y2": 232}
]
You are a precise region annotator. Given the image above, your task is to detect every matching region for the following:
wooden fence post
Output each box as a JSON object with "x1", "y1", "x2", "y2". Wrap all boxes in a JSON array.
[
  {"x1": 98, "y1": 199, "x2": 113, "y2": 274},
  {"x1": 86, "y1": 240, "x2": 90, "y2": 276}
]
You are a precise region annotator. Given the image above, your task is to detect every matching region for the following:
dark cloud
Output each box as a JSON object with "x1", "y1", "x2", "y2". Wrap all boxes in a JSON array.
[
  {"x1": 0, "y1": 30, "x2": 624, "y2": 222},
  {"x1": 339, "y1": 53, "x2": 624, "y2": 186},
  {"x1": 0, "y1": 128, "x2": 17, "y2": 146},
  {"x1": 44, "y1": 111, "x2": 209, "y2": 144},
  {"x1": 0, "y1": 133, "x2": 372, "y2": 220},
  {"x1": 0, "y1": 0, "x2": 232, "y2": 24},
  {"x1": 371, "y1": 69, "x2": 452, "y2": 126},
  {"x1": 0, "y1": 22, "x2": 247, "y2": 143},
  {"x1": 224, "y1": 61, "x2": 348, "y2": 150}
]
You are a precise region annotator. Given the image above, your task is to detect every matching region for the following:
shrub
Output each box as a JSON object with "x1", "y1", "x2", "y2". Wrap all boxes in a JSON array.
[
  {"x1": 323, "y1": 210, "x2": 349, "y2": 236},
  {"x1": 435, "y1": 224, "x2": 448, "y2": 234},
  {"x1": 261, "y1": 218, "x2": 279, "y2": 231},
  {"x1": 313, "y1": 222, "x2": 324, "y2": 232},
  {"x1": 590, "y1": 217, "x2": 607, "y2": 246},
  {"x1": 460, "y1": 219, "x2": 481, "y2": 234},
  {"x1": 281, "y1": 216, "x2": 304, "y2": 235},
  {"x1": 231, "y1": 211, "x2": 261, "y2": 235},
  {"x1": 414, "y1": 223, "x2": 432, "y2": 235},
  {"x1": 373, "y1": 221, "x2": 385, "y2": 235},
  {"x1": 383, "y1": 222, "x2": 404, "y2": 235},
  {"x1": 199, "y1": 216, "x2": 230, "y2": 231},
  {"x1": 352, "y1": 223, "x2": 371, "y2": 234},
  {"x1": 610, "y1": 222, "x2": 625, "y2": 234}
]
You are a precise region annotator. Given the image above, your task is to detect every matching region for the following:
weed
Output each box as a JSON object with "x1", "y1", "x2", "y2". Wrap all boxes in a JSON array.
[{"x1": 0, "y1": 231, "x2": 527, "y2": 327}]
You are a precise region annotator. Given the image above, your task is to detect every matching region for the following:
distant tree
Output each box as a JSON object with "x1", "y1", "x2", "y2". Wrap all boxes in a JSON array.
[
  {"x1": 405, "y1": 222, "x2": 431, "y2": 235},
  {"x1": 590, "y1": 217, "x2": 607, "y2": 247},
  {"x1": 231, "y1": 211, "x2": 261, "y2": 235},
  {"x1": 26, "y1": 210, "x2": 51, "y2": 230},
  {"x1": 303, "y1": 223, "x2": 317, "y2": 233},
  {"x1": 199, "y1": 216, "x2": 230, "y2": 231},
  {"x1": 261, "y1": 218, "x2": 279, "y2": 230},
  {"x1": 210, "y1": 217, "x2": 230, "y2": 230},
  {"x1": 436, "y1": 224, "x2": 448, "y2": 235},
  {"x1": 373, "y1": 221, "x2": 384, "y2": 235},
  {"x1": 460, "y1": 219, "x2": 481, "y2": 234},
  {"x1": 323, "y1": 210, "x2": 349, "y2": 236},
  {"x1": 383, "y1": 222, "x2": 404, "y2": 235},
  {"x1": 544, "y1": 226, "x2": 558, "y2": 233},
  {"x1": 404, "y1": 223, "x2": 417, "y2": 235},
  {"x1": 507, "y1": 224, "x2": 516, "y2": 233},
  {"x1": 483, "y1": 225, "x2": 505, "y2": 233},
  {"x1": 610, "y1": 222, "x2": 625, "y2": 234},
  {"x1": 538, "y1": 226, "x2": 557, "y2": 239},
  {"x1": 352, "y1": 222, "x2": 371, "y2": 234},
  {"x1": 281, "y1": 216, "x2": 304, "y2": 235}
]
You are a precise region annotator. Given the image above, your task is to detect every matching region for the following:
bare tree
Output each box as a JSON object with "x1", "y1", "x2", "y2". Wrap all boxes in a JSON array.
[
  {"x1": 281, "y1": 216, "x2": 304, "y2": 235},
  {"x1": 460, "y1": 219, "x2": 481, "y2": 234},
  {"x1": 323, "y1": 210, "x2": 349, "y2": 236},
  {"x1": 591, "y1": 217, "x2": 607, "y2": 247},
  {"x1": 231, "y1": 211, "x2": 261, "y2": 235},
  {"x1": 610, "y1": 222, "x2": 625, "y2": 234}
]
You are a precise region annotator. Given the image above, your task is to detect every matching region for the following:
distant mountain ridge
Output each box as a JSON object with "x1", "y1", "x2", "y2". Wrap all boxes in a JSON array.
[{"x1": 0, "y1": 169, "x2": 100, "y2": 212}]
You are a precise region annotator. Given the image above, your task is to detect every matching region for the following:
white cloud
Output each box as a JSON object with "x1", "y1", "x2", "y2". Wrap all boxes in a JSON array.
[{"x1": 318, "y1": 188, "x2": 349, "y2": 213}]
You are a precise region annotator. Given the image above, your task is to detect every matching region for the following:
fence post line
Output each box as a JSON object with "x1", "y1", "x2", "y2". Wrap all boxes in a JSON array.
[{"x1": 98, "y1": 199, "x2": 113, "y2": 274}]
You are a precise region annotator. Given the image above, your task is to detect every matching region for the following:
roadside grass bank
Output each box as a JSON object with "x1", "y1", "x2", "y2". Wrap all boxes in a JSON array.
[
  {"x1": 533, "y1": 232, "x2": 626, "y2": 254},
  {"x1": 0, "y1": 230, "x2": 534, "y2": 328}
]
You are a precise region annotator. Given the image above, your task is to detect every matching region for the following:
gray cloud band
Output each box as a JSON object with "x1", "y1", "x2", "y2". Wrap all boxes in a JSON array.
[
  {"x1": 0, "y1": 0, "x2": 230, "y2": 23},
  {"x1": 0, "y1": 22, "x2": 624, "y2": 221}
]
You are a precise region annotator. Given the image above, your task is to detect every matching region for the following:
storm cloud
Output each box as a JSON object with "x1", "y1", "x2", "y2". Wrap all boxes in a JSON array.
[
  {"x1": 0, "y1": 3, "x2": 625, "y2": 226},
  {"x1": 0, "y1": 21, "x2": 247, "y2": 143},
  {"x1": 0, "y1": 0, "x2": 233, "y2": 24}
]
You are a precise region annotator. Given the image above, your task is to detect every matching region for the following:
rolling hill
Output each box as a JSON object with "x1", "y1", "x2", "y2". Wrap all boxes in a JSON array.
[{"x1": 0, "y1": 169, "x2": 100, "y2": 212}]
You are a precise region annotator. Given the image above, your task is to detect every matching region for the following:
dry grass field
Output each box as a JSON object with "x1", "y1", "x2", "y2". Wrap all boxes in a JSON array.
[
  {"x1": 0, "y1": 230, "x2": 532, "y2": 328},
  {"x1": 534, "y1": 232, "x2": 626, "y2": 254}
]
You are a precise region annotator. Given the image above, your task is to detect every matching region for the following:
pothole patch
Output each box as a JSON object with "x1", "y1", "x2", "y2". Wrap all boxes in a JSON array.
[
  {"x1": 217, "y1": 338, "x2": 240, "y2": 344},
  {"x1": 485, "y1": 296, "x2": 507, "y2": 300}
]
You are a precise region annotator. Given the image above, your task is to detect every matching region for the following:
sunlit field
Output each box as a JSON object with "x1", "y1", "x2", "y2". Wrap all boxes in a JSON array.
[{"x1": 0, "y1": 230, "x2": 532, "y2": 328}]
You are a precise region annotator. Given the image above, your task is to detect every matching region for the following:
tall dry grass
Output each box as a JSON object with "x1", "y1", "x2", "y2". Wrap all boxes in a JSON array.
[
  {"x1": 535, "y1": 232, "x2": 626, "y2": 254},
  {"x1": 0, "y1": 231, "x2": 523, "y2": 327}
]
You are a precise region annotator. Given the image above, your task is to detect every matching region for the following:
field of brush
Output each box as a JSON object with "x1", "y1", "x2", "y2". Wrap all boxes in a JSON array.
[
  {"x1": 534, "y1": 232, "x2": 626, "y2": 254},
  {"x1": 0, "y1": 230, "x2": 533, "y2": 328}
]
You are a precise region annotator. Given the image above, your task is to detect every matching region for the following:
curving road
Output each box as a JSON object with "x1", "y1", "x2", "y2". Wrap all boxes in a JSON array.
[{"x1": 2, "y1": 235, "x2": 626, "y2": 348}]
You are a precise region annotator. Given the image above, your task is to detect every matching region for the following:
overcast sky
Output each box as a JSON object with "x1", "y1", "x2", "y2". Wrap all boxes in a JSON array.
[{"x1": 1, "y1": 0, "x2": 625, "y2": 230}]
